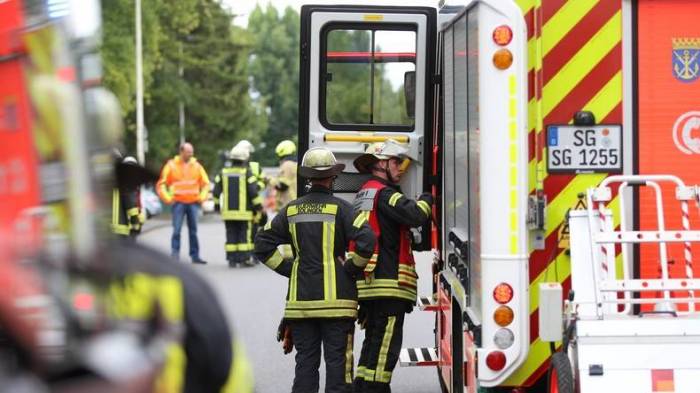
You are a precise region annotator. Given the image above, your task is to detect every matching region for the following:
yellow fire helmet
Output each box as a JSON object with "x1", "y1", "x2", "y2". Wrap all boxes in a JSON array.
[
  {"x1": 299, "y1": 147, "x2": 345, "y2": 179},
  {"x1": 353, "y1": 138, "x2": 416, "y2": 174},
  {"x1": 275, "y1": 140, "x2": 296, "y2": 158}
]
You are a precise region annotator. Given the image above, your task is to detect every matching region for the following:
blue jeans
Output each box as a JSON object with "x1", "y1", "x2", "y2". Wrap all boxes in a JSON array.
[{"x1": 171, "y1": 202, "x2": 200, "y2": 260}]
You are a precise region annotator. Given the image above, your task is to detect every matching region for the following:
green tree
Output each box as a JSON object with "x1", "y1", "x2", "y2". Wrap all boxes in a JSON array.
[
  {"x1": 247, "y1": 4, "x2": 300, "y2": 165},
  {"x1": 100, "y1": 0, "x2": 164, "y2": 122},
  {"x1": 102, "y1": 0, "x2": 265, "y2": 173}
]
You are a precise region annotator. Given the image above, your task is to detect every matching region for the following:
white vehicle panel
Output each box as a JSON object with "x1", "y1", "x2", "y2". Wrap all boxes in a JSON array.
[{"x1": 439, "y1": 0, "x2": 529, "y2": 387}]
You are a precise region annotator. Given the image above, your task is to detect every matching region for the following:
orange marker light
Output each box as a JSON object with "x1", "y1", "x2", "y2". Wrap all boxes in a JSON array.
[
  {"x1": 493, "y1": 282, "x2": 513, "y2": 304},
  {"x1": 492, "y1": 25, "x2": 513, "y2": 46},
  {"x1": 493, "y1": 49, "x2": 513, "y2": 70},
  {"x1": 493, "y1": 305, "x2": 514, "y2": 326}
]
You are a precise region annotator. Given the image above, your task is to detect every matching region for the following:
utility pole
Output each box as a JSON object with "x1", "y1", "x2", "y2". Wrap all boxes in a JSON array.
[
  {"x1": 179, "y1": 41, "x2": 185, "y2": 145},
  {"x1": 135, "y1": 0, "x2": 145, "y2": 165}
]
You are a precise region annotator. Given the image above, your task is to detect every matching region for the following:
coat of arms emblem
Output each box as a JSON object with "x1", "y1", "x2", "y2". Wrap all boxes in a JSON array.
[{"x1": 672, "y1": 37, "x2": 700, "y2": 83}]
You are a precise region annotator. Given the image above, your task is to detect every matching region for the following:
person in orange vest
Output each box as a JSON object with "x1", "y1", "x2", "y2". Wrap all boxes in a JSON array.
[{"x1": 157, "y1": 142, "x2": 211, "y2": 264}]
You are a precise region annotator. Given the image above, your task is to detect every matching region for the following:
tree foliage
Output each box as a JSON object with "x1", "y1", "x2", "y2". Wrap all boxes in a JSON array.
[
  {"x1": 101, "y1": 0, "x2": 265, "y2": 173},
  {"x1": 325, "y1": 30, "x2": 413, "y2": 127},
  {"x1": 247, "y1": 4, "x2": 300, "y2": 165}
]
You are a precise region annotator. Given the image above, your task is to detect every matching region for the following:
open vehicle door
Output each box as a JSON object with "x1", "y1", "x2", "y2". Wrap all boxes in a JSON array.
[{"x1": 298, "y1": 5, "x2": 437, "y2": 216}]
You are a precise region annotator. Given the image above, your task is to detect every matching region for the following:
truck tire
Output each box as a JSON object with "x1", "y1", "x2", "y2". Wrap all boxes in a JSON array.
[{"x1": 547, "y1": 352, "x2": 574, "y2": 393}]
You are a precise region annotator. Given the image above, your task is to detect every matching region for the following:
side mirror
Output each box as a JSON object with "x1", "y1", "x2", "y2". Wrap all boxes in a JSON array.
[{"x1": 403, "y1": 71, "x2": 416, "y2": 119}]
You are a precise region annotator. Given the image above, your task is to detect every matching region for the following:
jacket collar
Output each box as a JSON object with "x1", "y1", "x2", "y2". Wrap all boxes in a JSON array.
[
  {"x1": 308, "y1": 184, "x2": 332, "y2": 194},
  {"x1": 370, "y1": 175, "x2": 400, "y2": 191}
]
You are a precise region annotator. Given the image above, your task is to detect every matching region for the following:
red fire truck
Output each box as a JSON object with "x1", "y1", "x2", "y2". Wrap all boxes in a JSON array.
[{"x1": 298, "y1": 0, "x2": 700, "y2": 391}]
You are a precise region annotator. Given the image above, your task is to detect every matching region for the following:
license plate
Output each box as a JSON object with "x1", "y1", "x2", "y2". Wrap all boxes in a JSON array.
[{"x1": 546, "y1": 124, "x2": 622, "y2": 173}]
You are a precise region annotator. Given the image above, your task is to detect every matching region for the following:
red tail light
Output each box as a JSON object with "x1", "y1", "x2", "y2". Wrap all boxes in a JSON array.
[
  {"x1": 492, "y1": 25, "x2": 513, "y2": 46},
  {"x1": 486, "y1": 351, "x2": 507, "y2": 371},
  {"x1": 73, "y1": 292, "x2": 94, "y2": 311},
  {"x1": 493, "y1": 283, "x2": 513, "y2": 304}
]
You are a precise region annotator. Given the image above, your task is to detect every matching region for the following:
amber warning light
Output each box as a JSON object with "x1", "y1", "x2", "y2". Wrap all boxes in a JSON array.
[
  {"x1": 493, "y1": 49, "x2": 513, "y2": 70},
  {"x1": 492, "y1": 25, "x2": 513, "y2": 46}
]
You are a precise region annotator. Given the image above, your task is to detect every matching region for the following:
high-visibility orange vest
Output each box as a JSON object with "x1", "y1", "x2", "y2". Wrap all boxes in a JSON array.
[{"x1": 157, "y1": 156, "x2": 210, "y2": 204}]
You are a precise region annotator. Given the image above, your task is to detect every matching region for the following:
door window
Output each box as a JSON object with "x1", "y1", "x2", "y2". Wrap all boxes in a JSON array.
[{"x1": 322, "y1": 26, "x2": 416, "y2": 130}]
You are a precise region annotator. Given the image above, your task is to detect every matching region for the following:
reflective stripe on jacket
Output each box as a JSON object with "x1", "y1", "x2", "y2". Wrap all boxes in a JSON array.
[
  {"x1": 112, "y1": 188, "x2": 141, "y2": 235},
  {"x1": 157, "y1": 156, "x2": 210, "y2": 204},
  {"x1": 254, "y1": 186, "x2": 375, "y2": 319},
  {"x1": 352, "y1": 178, "x2": 431, "y2": 303},
  {"x1": 248, "y1": 161, "x2": 265, "y2": 191},
  {"x1": 213, "y1": 165, "x2": 262, "y2": 221},
  {"x1": 108, "y1": 242, "x2": 253, "y2": 393}
]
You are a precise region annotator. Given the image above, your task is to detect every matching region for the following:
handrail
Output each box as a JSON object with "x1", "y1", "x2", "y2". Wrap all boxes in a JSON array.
[
  {"x1": 588, "y1": 175, "x2": 699, "y2": 315},
  {"x1": 323, "y1": 134, "x2": 409, "y2": 144}
]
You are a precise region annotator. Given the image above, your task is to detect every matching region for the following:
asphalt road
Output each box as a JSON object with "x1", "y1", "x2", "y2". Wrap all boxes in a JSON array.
[{"x1": 139, "y1": 215, "x2": 441, "y2": 393}]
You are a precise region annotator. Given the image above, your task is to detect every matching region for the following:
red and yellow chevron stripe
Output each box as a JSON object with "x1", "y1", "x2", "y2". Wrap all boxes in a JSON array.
[{"x1": 504, "y1": 0, "x2": 623, "y2": 386}]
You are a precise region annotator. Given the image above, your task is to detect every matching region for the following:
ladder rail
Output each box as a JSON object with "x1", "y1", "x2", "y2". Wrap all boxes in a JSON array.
[{"x1": 587, "y1": 175, "x2": 699, "y2": 316}]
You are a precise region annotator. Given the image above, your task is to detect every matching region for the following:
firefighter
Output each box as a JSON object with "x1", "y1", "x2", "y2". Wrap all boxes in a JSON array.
[
  {"x1": 234, "y1": 139, "x2": 266, "y2": 191},
  {"x1": 107, "y1": 240, "x2": 254, "y2": 393},
  {"x1": 254, "y1": 147, "x2": 376, "y2": 393},
  {"x1": 213, "y1": 145, "x2": 263, "y2": 268},
  {"x1": 272, "y1": 140, "x2": 298, "y2": 212},
  {"x1": 157, "y1": 142, "x2": 210, "y2": 264},
  {"x1": 351, "y1": 139, "x2": 433, "y2": 393},
  {"x1": 234, "y1": 139, "x2": 267, "y2": 242},
  {"x1": 112, "y1": 155, "x2": 146, "y2": 239},
  {"x1": 0, "y1": 0, "x2": 254, "y2": 390}
]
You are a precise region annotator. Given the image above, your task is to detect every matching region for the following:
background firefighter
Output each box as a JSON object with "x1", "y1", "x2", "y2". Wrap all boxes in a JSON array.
[
  {"x1": 254, "y1": 147, "x2": 376, "y2": 393},
  {"x1": 233, "y1": 139, "x2": 267, "y2": 251},
  {"x1": 214, "y1": 145, "x2": 263, "y2": 267},
  {"x1": 271, "y1": 139, "x2": 298, "y2": 212},
  {"x1": 351, "y1": 139, "x2": 433, "y2": 393},
  {"x1": 112, "y1": 155, "x2": 146, "y2": 239},
  {"x1": 0, "y1": 0, "x2": 254, "y2": 391}
]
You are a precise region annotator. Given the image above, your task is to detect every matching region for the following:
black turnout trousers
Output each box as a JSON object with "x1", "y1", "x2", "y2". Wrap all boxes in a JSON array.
[
  {"x1": 354, "y1": 300, "x2": 407, "y2": 393},
  {"x1": 289, "y1": 318, "x2": 355, "y2": 393},
  {"x1": 225, "y1": 220, "x2": 252, "y2": 263}
]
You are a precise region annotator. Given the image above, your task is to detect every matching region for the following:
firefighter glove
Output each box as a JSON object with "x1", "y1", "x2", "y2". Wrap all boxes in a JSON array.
[
  {"x1": 276, "y1": 318, "x2": 293, "y2": 354},
  {"x1": 418, "y1": 192, "x2": 434, "y2": 206},
  {"x1": 275, "y1": 182, "x2": 289, "y2": 192}
]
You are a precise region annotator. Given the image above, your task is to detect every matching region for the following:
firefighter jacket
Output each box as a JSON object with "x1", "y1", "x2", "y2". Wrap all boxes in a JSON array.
[
  {"x1": 248, "y1": 161, "x2": 265, "y2": 191},
  {"x1": 352, "y1": 177, "x2": 432, "y2": 304},
  {"x1": 157, "y1": 156, "x2": 210, "y2": 204},
  {"x1": 213, "y1": 165, "x2": 262, "y2": 221},
  {"x1": 106, "y1": 242, "x2": 253, "y2": 393},
  {"x1": 111, "y1": 187, "x2": 141, "y2": 236},
  {"x1": 273, "y1": 159, "x2": 297, "y2": 210},
  {"x1": 254, "y1": 185, "x2": 376, "y2": 319}
]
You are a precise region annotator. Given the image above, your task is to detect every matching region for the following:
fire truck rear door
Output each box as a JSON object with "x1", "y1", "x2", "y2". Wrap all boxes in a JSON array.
[{"x1": 298, "y1": 5, "x2": 437, "y2": 201}]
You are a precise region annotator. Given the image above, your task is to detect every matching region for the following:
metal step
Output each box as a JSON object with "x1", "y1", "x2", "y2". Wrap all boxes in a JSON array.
[
  {"x1": 399, "y1": 347, "x2": 439, "y2": 367},
  {"x1": 417, "y1": 295, "x2": 440, "y2": 311}
]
